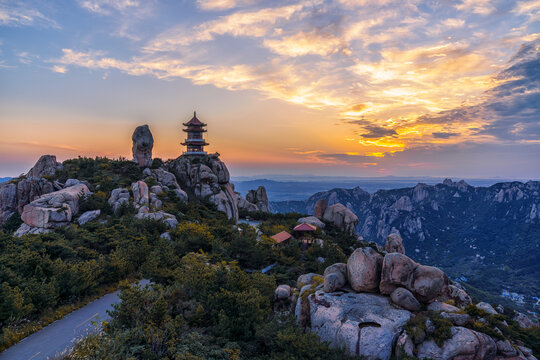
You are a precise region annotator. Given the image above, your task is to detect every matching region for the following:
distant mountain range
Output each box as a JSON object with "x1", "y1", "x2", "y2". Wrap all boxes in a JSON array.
[
  {"x1": 271, "y1": 179, "x2": 540, "y2": 302},
  {"x1": 232, "y1": 177, "x2": 516, "y2": 201}
]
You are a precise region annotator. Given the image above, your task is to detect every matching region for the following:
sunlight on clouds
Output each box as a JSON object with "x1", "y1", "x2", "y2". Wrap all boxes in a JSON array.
[
  {"x1": 52, "y1": 65, "x2": 67, "y2": 73},
  {"x1": 78, "y1": 0, "x2": 139, "y2": 14},
  {"x1": 455, "y1": 0, "x2": 495, "y2": 15},
  {"x1": 264, "y1": 31, "x2": 345, "y2": 57},
  {"x1": 196, "y1": 0, "x2": 259, "y2": 11}
]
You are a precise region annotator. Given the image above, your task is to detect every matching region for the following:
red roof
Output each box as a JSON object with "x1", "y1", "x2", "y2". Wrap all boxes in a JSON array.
[
  {"x1": 183, "y1": 111, "x2": 206, "y2": 126},
  {"x1": 271, "y1": 231, "x2": 292, "y2": 243},
  {"x1": 293, "y1": 223, "x2": 317, "y2": 231}
]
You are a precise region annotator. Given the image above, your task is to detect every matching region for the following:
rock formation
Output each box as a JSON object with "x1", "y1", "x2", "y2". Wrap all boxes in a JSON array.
[
  {"x1": 167, "y1": 154, "x2": 238, "y2": 221},
  {"x1": 275, "y1": 239, "x2": 534, "y2": 360},
  {"x1": 321, "y1": 203, "x2": 358, "y2": 235},
  {"x1": 17, "y1": 183, "x2": 90, "y2": 234},
  {"x1": 314, "y1": 199, "x2": 327, "y2": 219},
  {"x1": 246, "y1": 186, "x2": 269, "y2": 212},
  {"x1": 132, "y1": 125, "x2": 154, "y2": 168},
  {"x1": 0, "y1": 156, "x2": 61, "y2": 225}
]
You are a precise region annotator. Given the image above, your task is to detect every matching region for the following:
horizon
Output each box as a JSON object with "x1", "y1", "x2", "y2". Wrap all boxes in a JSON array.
[{"x1": 1, "y1": 1, "x2": 540, "y2": 178}]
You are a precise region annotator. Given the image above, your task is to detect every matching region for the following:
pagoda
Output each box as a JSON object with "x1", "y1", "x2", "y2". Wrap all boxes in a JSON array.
[{"x1": 181, "y1": 111, "x2": 208, "y2": 155}]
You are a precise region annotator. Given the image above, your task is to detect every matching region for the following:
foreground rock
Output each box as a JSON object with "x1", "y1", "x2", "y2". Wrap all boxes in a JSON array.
[
  {"x1": 306, "y1": 290, "x2": 411, "y2": 360},
  {"x1": 347, "y1": 247, "x2": 383, "y2": 292},
  {"x1": 27, "y1": 155, "x2": 63, "y2": 178},
  {"x1": 385, "y1": 233, "x2": 405, "y2": 254},
  {"x1": 77, "y1": 210, "x2": 101, "y2": 225},
  {"x1": 20, "y1": 184, "x2": 91, "y2": 229},
  {"x1": 132, "y1": 125, "x2": 154, "y2": 168},
  {"x1": 322, "y1": 203, "x2": 358, "y2": 235},
  {"x1": 417, "y1": 326, "x2": 496, "y2": 360}
]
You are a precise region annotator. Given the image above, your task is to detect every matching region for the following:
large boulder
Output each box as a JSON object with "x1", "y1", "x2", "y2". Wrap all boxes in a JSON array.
[
  {"x1": 0, "y1": 182, "x2": 17, "y2": 223},
  {"x1": 322, "y1": 203, "x2": 358, "y2": 235},
  {"x1": 275, "y1": 284, "x2": 291, "y2": 300},
  {"x1": 77, "y1": 210, "x2": 101, "y2": 225},
  {"x1": 235, "y1": 193, "x2": 259, "y2": 212},
  {"x1": 306, "y1": 290, "x2": 411, "y2": 360},
  {"x1": 390, "y1": 287, "x2": 421, "y2": 312},
  {"x1": 412, "y1": 265, "x2": 448, "y2": 303},
  {"x1": 246, "y1": 186, "x2": 269, "y2": 213},
  {"x1": 323, "y1": 263, "x2": 347, "y2": 293},
  {"x1": 131, "y1": 181, "x2": 149, "y2": 206},
  {"x1": 513, "y1": 312, "x2": 537, "y2": 329},
  {"x1": 298, "y1": 216, "x2": 325, "y2": 229},
  {"x1": 14, "y1": 223, "x2": 52, "y2": 237},
  {"x1": 314, "y1": 199, "x2": 327, "y2": 219},
  {"x1": 347, "y1": 247, "x2": 383, "y2": 292},
  {"x1": 476, "y1": 302, "x2": 498, "y2": 315},
  {"x1": 21, "y1": 184, "x2": 90, "y2": 229},
  {"x1": 135, "y1": 207, "x2": 178, "y2": 229},
  {"x1": 416, "y1": 326, "x2": 496, "y2": 360},
  {"x1": 26, "y1": 155, "x2": 62, "y2": 178},
  {"x1": 132, "y1": 125, "x2": 154, "y2": 168},
  {"x1": 385, "y1": 233, "x2": 405, "y2": 254}
]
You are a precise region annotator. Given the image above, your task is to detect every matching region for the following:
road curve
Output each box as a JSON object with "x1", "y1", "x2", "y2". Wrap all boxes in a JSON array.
[{"x1": 0, "y1": 280, "x2": 150, "y2": 360}]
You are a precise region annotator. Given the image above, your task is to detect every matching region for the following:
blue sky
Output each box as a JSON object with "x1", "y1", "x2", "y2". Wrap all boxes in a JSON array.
[{"x1": 1, "y1": 0, "x2": 539, "y2": 179}]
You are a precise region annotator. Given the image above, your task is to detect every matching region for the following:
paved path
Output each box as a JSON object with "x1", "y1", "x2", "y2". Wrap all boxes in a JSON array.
[{"x1": 0, "y1": 280, "x2": 150, "y2": 360}]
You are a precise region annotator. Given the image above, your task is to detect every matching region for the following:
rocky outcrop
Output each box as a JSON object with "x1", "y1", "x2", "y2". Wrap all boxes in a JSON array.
[
  {"x1": 77, "y1": 210, "x2": 101, "y2": 225},
  {"x1": 305, "y1": 290, "x2": 411, "y2": 359},
  {"x1": 132, "y1": 125, "x2": 154, "y2": 168},
  {"x1": 131, "y1": 181, "x2": 149, "y2": 206},
  {"x1": 26, "y1": 155, "x2": 63, "y2": 178},
  {"x1": 246, "y1": 186, "x2": 269, "y2": 213},
  {"x1": 108, "y1": 188, "x2": 130, "y2": 214},
  {"x1": 13, "y1": 223, "x2": 51, "y2": 237},
  {"x1": 384, "y1": 233, "x2": 405, "y2": 254},
  {"x1": 297, "y1": 216, "x2": 325, "y2": 229},
  {"x1": 323, "y1": 263, "x2": 347, "y2": 293},
  {"x1": 314, "y1": 199, "x2": 327, "y2": 219},
  {"x1": 416, "y1": 327, "x2": 496, "y2": 360},
  {"x1": 0, "y1": 156, "x2": 61, "y2": 225},
  {"x1": 390, "y1": 287, "x2": 421, "y2": 312},
  {"x1": 167, "y1": 154, "x2": 238, "y2": 222},
  {"x1": 146, "y1": 168, "x2": 188, "y2": 203},
  {"x1": 135, "y1": 207, "x2": 178, "y2": 229},
  {"x1": 235, "y1": 193, "x2": 259, "y2": 212},
  {"x1": 321, "y1": 203, "x2": 358, "y2": 235},
  {"x1": 20, "y1": 184, "x2": 90, "y2": 229}
]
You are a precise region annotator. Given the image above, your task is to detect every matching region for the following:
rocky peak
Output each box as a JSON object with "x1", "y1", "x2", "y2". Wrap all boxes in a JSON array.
[
  {"x1": 26, "y1": 155, "x2": 62, "y2": 178},
  {"x1": 132, "y1": 125, "x2": 154, "y2": 168}
]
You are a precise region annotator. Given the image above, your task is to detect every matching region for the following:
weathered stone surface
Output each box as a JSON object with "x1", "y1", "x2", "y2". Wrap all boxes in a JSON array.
[
  {"x1": 246, "y1": 186, "x2": 270, "y2": 213},
  {"x1": 275, "y1": 284, "x2": 291, "y2": 300},
  {"x1": 77, "y1": 210, "x2": 101, "y2": 225},
  {"x1": 347, "y1": 247, "x2": 383, "y2": 292},
  {"x1": 297, "y1": 273, "x2": 322, "y2": 287},
  {"x1": 395, "y1": 331, "x2": 414, "y2": 359},
  {"x1": 440, "y1": 312, "x2": 470, "y2": 326},
  {"x1": 412, "y1": 265, "x2": 448, "y2": 302},
  {"x1": 314, "y1": 199, "x2": 327, "y2": 219},
  {"x1": 21, "y1": 184, "x2": 90, "y2": 229},
  {"x1": 497, "y1": 340, "x2": 518, "y2": 357},
  {"x1": 307, "y1": 290, "x2": 411, "y2": 360},
  {"x1": 417, "y1": 326, "x2": 496, "y2": 360},
  {"x1": 448, "y1": 284, "x2": 472, "y2": 307},
  {"x1": 108, "y1": 188, "x2": 130, "y2": 213},
  {"x1": 427, "y1": 301, "x2": 460, "y2": 313},
  {"x1": 132, "y1": 125, "x2": 154, "y2": 168},
  {"x1": 150, "y1": 185, "x2": 163, "y2": 195},
  {"x1": 173, "y1": 188, "x2": 188, "y2": 203},
  {"x1": 518, "y1": 346, "x2": 533, "y2": 357},
  {"x1": 13, "y1": 223, "x2": 52, "y2": 237},
  {"x1": 514, "y1": 312, "x2": 536, "y2": 329},
  {"x1": 27, "y1": 155, "x2": 62, "y2": 178},
  {"x1": 131, "y1": 181, "x2": 149, "y2": 206},
  {"x1": 297, "y1": 216, "x2": 325, "y2": 229},
  {"x1": 64, "y1": 179, "x2": 81, "y2": 188},
  {"x1": 323, "y1": 263, "x2": 347, "y2": 293},
  {"x1": 16, "y1": 177, "x2": 55, "y2": 213},
  {"x1": 135, "y1": 207, "x2": 178, "y2": 229},
  {"x1": 0, "y1": 182, "x2": 17, "y2": 223},
  {"x1": 390, "y1": 287, "x2": 421, "y2": 312},
  {"x1": 385, "y1": 233, "x2": 405, "y2": 254},
  {"x1": 379, "y1": 253, "x2": 418, "y2": 295},
  {"x1": 168, "y1": 154, "x2": 238, "y2": 221},
  {"x1": 476, "y1": 302, "x2": 498, "y2": 315},
  {"x1": 323, "y1": 203, "x2": 358, "y2": 235},
  {"x1": 236, "y1": 192, "x2": 259, "y2": 212}
]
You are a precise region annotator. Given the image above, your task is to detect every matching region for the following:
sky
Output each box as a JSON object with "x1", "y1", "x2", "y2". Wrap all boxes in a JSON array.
[{"x1": 0, "y1": 0, "x2": 539, "y2": 179}]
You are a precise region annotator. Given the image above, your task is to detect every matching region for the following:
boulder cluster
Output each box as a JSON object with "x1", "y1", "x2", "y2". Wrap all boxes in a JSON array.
[
  {"x1": 235, "y1": 185, "x2": 270, "y2": 213},
  {"x1": 275, "y1": 234, "x2": 537, "y2": 360},
  {"x1": 313, "y1": 199, "x2": 358, "y2": 235}
]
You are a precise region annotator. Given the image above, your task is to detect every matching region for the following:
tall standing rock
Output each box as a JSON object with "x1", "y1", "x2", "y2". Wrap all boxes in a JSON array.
[
  {"x1": 347, "y1": 247, "x2": 383, "y2": 292},
  {"x1": 26, "y1": 155, "x2": 63, "y2": 178},
  {"x1": 314, "y1": 199, "x2": 327, "y2": 219},
  {"x1": 132, "y1": 125, "x2": 154, "y2": 168},
  {"x1": 246, "y1": 186, "x2": 270, "y2": 213}
]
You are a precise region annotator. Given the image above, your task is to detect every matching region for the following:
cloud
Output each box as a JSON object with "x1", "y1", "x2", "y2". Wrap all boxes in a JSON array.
[
  {"x1": 432, "y1": 132, "x2": 459, "y2": 139},
  {"x1": 359, "y1": 125, "x2": 398, "y2": 138},
  {"x1": 52, "y1": 65, "x2": 67, "y2": 73},
  {"x1": 78, "y1": 0, "x2": 139, "y2": 14},
  {"x1": 455, "y1": 0, "x2": 495, "y2": 15},
  {"x1": 196, "y1": 0, "x2": 259, "y2": 11},
  {"x1": 0, "y1": 3, "x2": 59, "y2": 28},
  {"x1": 264, "y1": 30, "x2": 346, "y2": 57}
]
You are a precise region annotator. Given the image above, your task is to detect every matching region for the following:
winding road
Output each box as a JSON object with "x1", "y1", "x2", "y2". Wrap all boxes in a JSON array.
[{"x1": 0, "y1": 280, "x2": 150, "y2": 360}]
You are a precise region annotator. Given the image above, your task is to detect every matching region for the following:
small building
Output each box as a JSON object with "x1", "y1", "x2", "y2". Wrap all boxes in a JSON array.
[
  {"x1": 271, "y1": 230, "x2": 293, "y2": 245},
  {"x1": 182, "y1": 111, "x2": 209, "y2": 155},
  {"x1": 293, "y1": 223, "x2": 317, "y2": 246}
]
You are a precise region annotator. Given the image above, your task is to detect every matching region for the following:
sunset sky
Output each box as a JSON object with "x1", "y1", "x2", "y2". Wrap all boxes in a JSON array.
[{"x1": 1, "y1": 0, "x2": 539, "y2": 179}]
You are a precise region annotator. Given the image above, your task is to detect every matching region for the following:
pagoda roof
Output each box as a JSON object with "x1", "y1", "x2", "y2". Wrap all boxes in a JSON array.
[
  {"x1": 183, "y1": 111, "x2": 206, "y2": 126},
  {"x1": 293, "y1": 223, "x2": 317, "y2": 232},
  {"x1": 271, "y1": 231, "x2": 293, "y2": 243}
]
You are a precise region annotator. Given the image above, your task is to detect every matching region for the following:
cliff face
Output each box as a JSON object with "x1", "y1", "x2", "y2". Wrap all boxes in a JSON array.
[{"x1": 167, "y1": 154, "x2": 238, "y2": 222}]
